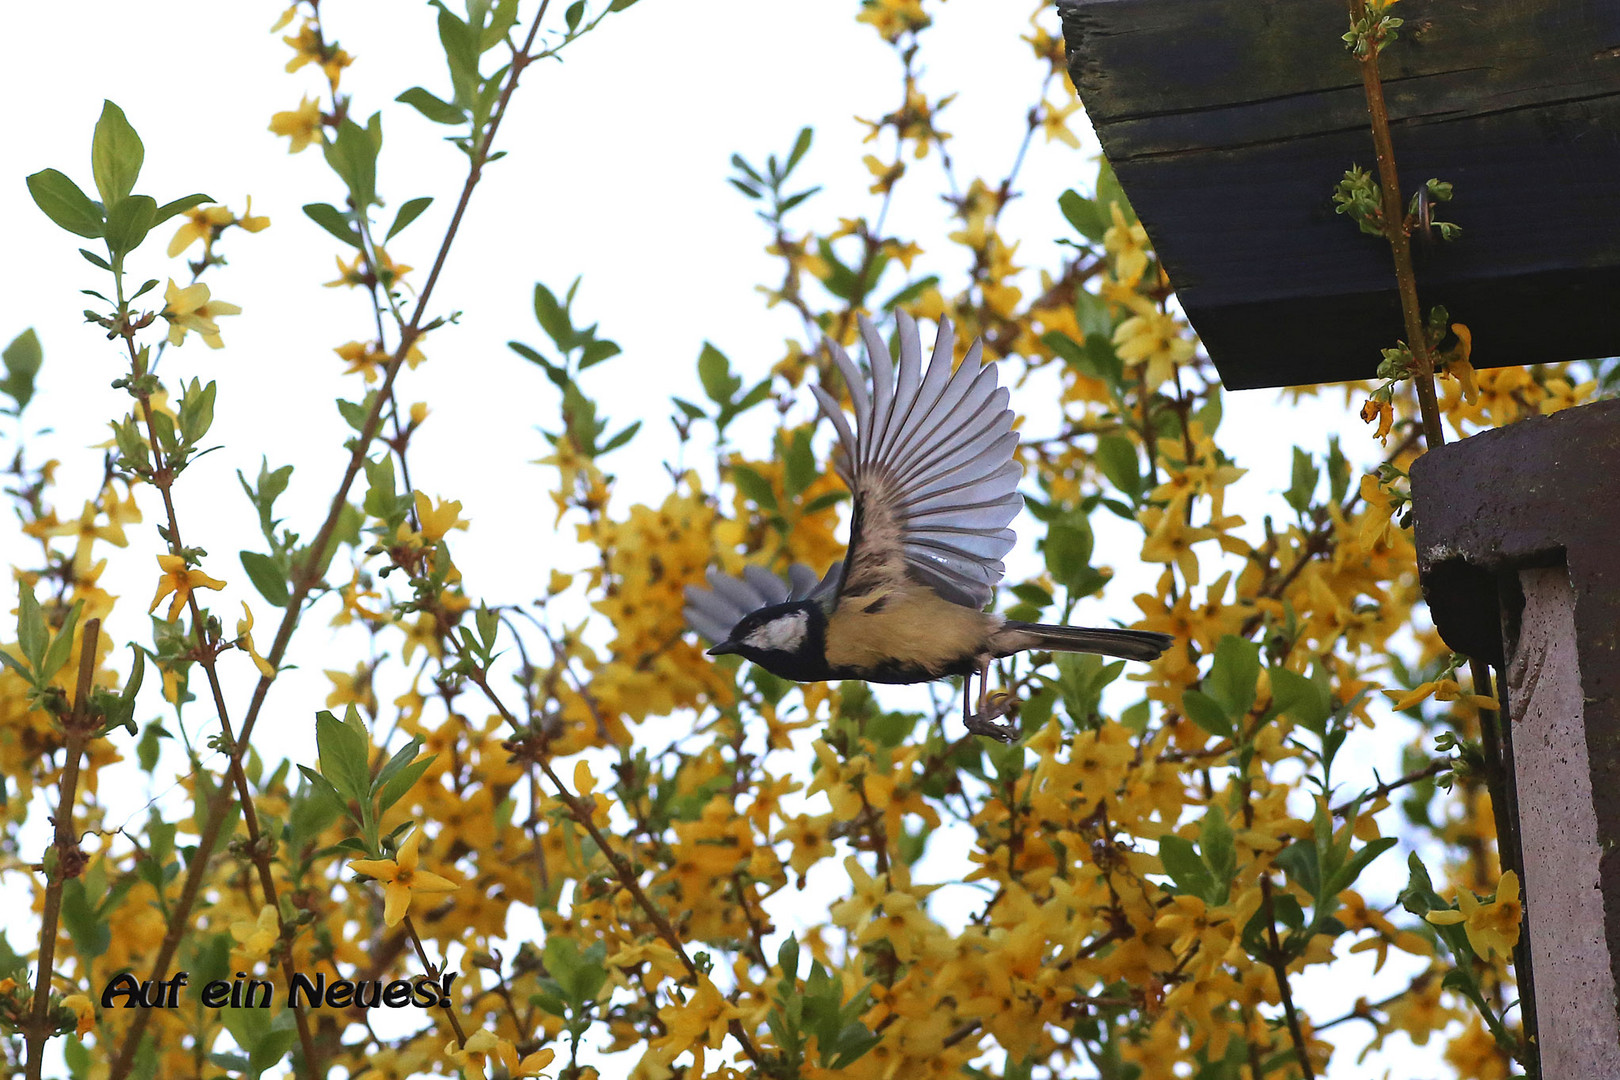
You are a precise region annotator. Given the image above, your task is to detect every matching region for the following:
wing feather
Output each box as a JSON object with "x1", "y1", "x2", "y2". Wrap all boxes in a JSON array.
[
  {"x1": 860, "y1": 318, "x2": 895, "y2": 468},
  {"x1": 810, "y1": 314, "x2": 1023, "y2": 610},
  {"x1": 742, "y1": 564, "x2": 791, "y2": 606},
  {"x1": 883, "y1": 331, "x2": 976, "y2": 471},
  {"x1": 682, "y1": 562, "x2": 841, "y2": 643}
]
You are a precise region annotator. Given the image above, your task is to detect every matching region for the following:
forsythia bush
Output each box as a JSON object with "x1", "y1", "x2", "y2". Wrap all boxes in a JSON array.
[{"x1": 3, "y1": 2, "x2": 1607, "y2": 1078}]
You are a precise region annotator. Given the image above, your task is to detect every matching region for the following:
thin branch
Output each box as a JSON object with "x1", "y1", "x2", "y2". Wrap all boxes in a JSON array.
[
  {"x1": 402, "y1": 914, "x2": 469, "y2": 1048},
  {"x1": 1260, "y1": 874, "x2": 1317, "y2": 1080},
  {"x1": 1348, "y1": 0, "x2": 1444, "y2": 453},
  {"x1": 24, "y1": 618, "x2": 100, "y2": 1080},
  {"x1": 1331, "y1": 759, "x2": 1448, "y2": 817}
]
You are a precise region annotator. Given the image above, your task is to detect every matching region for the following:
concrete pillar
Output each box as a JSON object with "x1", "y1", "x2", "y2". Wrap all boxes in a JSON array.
[
  {"x1": 1510, "y1": 566, "x2": 1620, "y2": 1076},
  {"x1": 1412, "y1": 397, "x2": 1620, "y2": 1077}
]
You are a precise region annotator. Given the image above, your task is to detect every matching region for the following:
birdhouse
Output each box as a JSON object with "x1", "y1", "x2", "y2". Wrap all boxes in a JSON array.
[
  {"x1": 1059, "y1": 2, "x2": 1620, "y2": 1073},
  {"x1": 1056, "y1": 0, "x2": 1620, "y2": 390}
]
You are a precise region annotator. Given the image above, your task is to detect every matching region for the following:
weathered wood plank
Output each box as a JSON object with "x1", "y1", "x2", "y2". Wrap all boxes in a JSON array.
[{"x1": 1059, "y1": 0, "x2": 1620, "y2": 389}]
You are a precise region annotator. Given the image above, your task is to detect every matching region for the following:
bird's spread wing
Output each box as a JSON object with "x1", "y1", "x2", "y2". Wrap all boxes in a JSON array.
[
  {"x1": 809, "y1": 312, "x2": 1021, "y2": 610},
  {"x1": 682, "y1": 562, "x2": 840, "y2": 642}
]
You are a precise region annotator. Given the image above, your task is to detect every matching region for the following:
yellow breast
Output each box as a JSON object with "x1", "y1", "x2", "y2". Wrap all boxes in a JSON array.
[{"x1": 824, "y1": 586, "x2": 995, "y2": 674}]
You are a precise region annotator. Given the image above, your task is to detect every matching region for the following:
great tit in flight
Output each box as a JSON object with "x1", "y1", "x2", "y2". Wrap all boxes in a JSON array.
[{"x1": 684, "y1": 312, "x2": 1172, "y2": 741}]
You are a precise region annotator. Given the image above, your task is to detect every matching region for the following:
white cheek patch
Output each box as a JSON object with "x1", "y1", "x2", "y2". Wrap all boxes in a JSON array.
[{"x1": 745, "y1": 611, "x2": 808, "y2": 652}]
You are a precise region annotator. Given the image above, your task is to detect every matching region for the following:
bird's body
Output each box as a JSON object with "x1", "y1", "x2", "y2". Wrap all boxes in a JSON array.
[{"x1": 684, "y1": 313, "x2": 1172, "y2": 740}]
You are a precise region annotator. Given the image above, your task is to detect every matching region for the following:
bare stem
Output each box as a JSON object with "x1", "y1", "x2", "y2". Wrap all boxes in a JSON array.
[
  {"x1": 1349, "y1": 0, "x2": 1444, "y2": 452},
  {"x1": 401, "y1": 914, "x2": 468, "y2": 1048},
  {"x1": 1260, "y1": 874, "x2": 1317, "y2": 1080},
  {"x1": 24, "y1": 618, "x2": 100, "y2": 1080},
  {"x1": 1330, "y1": 759, "x2": 1448, "y2": 817},
  {"x1": 107, "y1": 9, "x2": 549, "y2": 1076}
]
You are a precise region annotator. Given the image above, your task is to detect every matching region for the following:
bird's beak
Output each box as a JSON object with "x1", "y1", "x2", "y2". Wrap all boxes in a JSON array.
[{"x1": 707, "y1": 641, "x2": 740, "y2": 656}]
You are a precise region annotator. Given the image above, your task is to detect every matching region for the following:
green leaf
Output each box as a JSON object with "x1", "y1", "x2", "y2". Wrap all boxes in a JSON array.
[
  {"x1": 1053, "y1": 651, "x2": 1123, "y2": 728},
  {"x1": 178, "y1": 378, "x2": 217, "y2": 446},
  {"x1": 777, "y1": 934, "x2": 801, "y2": 982},
  {"x1": 1094, "y1": 434, "x2": 1140, "y2": 499},
  {"x1": 246, "y1": 1023, "x2": 296, "y2": 1078},
  {"x1": 27, "y1": 169, "x2": 105, "y2": 238},
  {"x1": 38, "y1": 601, "x2": 84, "y2": 684},
  {"x1": 785, "y1": 126, "x2": 814, "y2": 174},
  {"x1": 1199, "y1": 803, "x2": 1236, "y2": 898},
  {"x1": 697, "y1": 342, "x2": 741, "y2": 405},
  {"x1": 1042, "y1": 329, "x2": 1087, "y2": 371},
  {"x1": 1084, "y1": 330, "x2": 1125, "y2": 387},
  {"x1": 1181, "y1": 689, "x2": 1232, "y2": 739},
  {"x1": 386, "y1": 196, "x2": 433, "y2": 242},
  {"x1": 1044, "y1": 517, "x2": 1095, "y2": 594},
  {"x1": 599, "y1": 420, "x2": 640, "y2": 454},
  {"x1": 296, "y1": 765, "x2": 347, "y2": 818},
  {"x1": 363, "y1": 455, "x2": 397, "y2": 520},
  {"x1": 731, "y1": 377, "x2": 773, "y2": 417},
  {"x1": 580, "y1": 339, "x2": 621, "y2": 369},
  {"x1": 802, "y1": 490, "x2": 847, "y2": 515},
  {"x1": 730, "y1": 464, "x2": 778, "y2": 511},
  {"x1": 1326, "y1": 436, "x2": 1351, "y2": 505},
  {"x1": 303, "y1": 203, "x2": 360, "y2": 248},
  {"x1": 1196, "y1": 386, "x2": 1223, "y2": 436},
  {"x1": 1206, "y1": 635, "x2": 1261, "y2": 721},
  {"x1": 240, "y1": 551, "x2": 289, "y2": 608},
  {"x1": 1009, "y1": 583, "x2": 1053, "y2": 609},
  {"x1": 1, "y1": 329, "x2": 42, "y2": 414},
  {"x1": 1059, "y1": 189, "x2": 1107, "y2": 243},
  {"x1": 396, "y1": 86, "x2": 467, "y2": 125},
  {"x1": 1284, "y1": 447, "x2": 1319, "y2": 515},
  {"x1": 1400, "y1": 852, "x2": 1444, "y2": 918},
  {"x1": 1268, "y1": 666, "x2": 1332, "y2": 736},
  {"x1": 1274, "y1": 840, "x2": 1321, "y2": 900},
  {"x1": 323, "y1": 118, "x2": 378, "y2": 209},
  {"x1": 239, "y1": 459, "x2": 294, "y2": 542},
  {"x1": 136, "y1": 719, "x2": 165, "y2": 772},
  {"x1": 1158, "y1": 835, "x2": 1214, "y2": 899},
  {"x1": 91, "y1": 101, "x2": 144, "y2": 211},
  {"x1": 153, "y1": 193, "x2": 213, "y2": 227},
  {"x1": 565, "y1": 0, "x2": 585, "y2": 30},
  {"x1": 315, "y1": 709, "x2": 371, "y2": 804},
  {"x1": 61, "y1": 877, "x2": 112, "y2": 960},
  {"x1": 783, "y1": 428, "x2": 816, "y2": 498},
  {"x1": 483, "y1": 0, "x2": 522, "y2": 50},
  {"x1": 17, "y1": 583, "x2": 47, "y2": 670},
  {"x1": 1332, "y1": 836, "x2": 1398, "y2": 896},
  {"x1": 102, "y1": 193, "x2": 153, "y2": 259},
  {"x1": 533, "y1": 283, "x2": 575, "y2": 349},
  {"x1": 433, "y1": 1, "x2": 480, "y2": 103},
  {"x1": 372, "y1": 736, "x2": 425, "y2": 794},
  {"x1": 147, "y1": 409, "x2": 177, "y2": 454},
  {"x1": 377, "y1": 753, "x2": 435, "y2": 813}
]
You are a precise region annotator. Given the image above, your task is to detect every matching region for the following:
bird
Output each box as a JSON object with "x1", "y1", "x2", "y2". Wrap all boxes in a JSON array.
[{"x1": 682, "y1": 312, "x2": 1173, "y2": 742}]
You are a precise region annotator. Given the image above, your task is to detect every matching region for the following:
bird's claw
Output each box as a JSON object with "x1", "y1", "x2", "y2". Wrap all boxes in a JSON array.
[{"x1": 965, "y1": 693, "x2": 1019, "y2": 743}]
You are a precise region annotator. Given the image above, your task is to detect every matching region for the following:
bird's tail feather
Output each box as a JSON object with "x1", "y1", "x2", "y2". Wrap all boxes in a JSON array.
[{"x1": 996, "y1": 621, "x2": 1172, "y2": 663}]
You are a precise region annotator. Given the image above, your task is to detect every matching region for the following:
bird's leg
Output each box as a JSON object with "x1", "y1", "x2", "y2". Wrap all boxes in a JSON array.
[{"x1": 964, "y1": 655, "x2": 1019, "y2": 743}]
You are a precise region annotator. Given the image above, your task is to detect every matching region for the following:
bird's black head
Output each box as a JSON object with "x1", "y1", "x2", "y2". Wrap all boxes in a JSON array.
[{"x1": 707, "y1": 600, "x2": 830, "y2": 682}]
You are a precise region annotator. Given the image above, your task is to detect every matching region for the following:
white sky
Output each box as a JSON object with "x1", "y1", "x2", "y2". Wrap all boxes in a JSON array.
[{"x1": 0, "y1": 2, "x2": 1456, "y2": 1077}]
